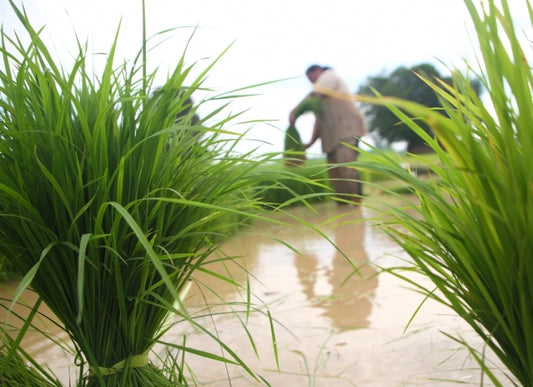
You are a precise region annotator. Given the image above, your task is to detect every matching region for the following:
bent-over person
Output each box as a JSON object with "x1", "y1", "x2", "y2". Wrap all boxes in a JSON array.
[{"x1": 289, "y1": 64, "x2": 366, "y2": 205}]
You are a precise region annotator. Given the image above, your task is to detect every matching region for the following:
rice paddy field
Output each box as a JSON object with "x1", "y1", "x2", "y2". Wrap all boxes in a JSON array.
[
  {"x1": 0, "y1": 196, "x2": 509, "y2": 386},
  {"x1": 1, "y1": 0, "x2": 532, "y2": 385}
]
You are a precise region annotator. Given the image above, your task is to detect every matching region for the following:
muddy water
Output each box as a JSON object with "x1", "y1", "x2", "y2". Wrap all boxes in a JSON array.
[{"x1": 0, "y1": 201, "x2": 506, "y2": 386}]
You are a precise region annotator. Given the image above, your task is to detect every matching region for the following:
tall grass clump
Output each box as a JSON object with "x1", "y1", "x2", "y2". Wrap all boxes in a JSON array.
[
  {"x1": 0, "y1": 2, "x2": 293, "y2": 385},
  {"x1": 0, "y1": 328, "x2": 62, "y2": 386},
  {"x1": 357, "y1": 0, "x2": 533, "y2": 384}
]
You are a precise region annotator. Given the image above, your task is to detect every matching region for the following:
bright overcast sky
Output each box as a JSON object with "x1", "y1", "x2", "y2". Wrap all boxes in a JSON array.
[{"x1": 1, "y1": 0, "x2": 531, "y2": 156}]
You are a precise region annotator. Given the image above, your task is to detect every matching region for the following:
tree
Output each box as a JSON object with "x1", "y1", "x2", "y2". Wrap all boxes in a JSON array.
[{"x1": 358, "y1": 63, "x2": 482, "y2": 153}]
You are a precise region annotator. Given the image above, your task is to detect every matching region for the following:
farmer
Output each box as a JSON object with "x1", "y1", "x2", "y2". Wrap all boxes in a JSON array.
[{"x1": 289, "y1": 64, "x2": 366, "y2": 205}]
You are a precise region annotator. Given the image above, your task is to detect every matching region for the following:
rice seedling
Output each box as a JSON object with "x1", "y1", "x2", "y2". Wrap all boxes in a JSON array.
[
  {"x1": 356, "y1": 0, "x2": 533, "y2": 385},
  {"x1": 0, "y1": 1, "x2": 332, "y2": 385},
  {"x1": 283, "y1": 126, "x2": 307, "y2": 167},
  {"x1": 0, "y1": 302, "x2": 63, "y2": 386},
  {"x1": 282, "y1": 96, "x2": 322, "y2": 168},
  {"x1": 255, "y1": 159, "x2": 333, "y2": 206}
]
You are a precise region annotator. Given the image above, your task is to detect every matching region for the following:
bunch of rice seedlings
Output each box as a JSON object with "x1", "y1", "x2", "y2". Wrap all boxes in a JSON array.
[
  {"x1": 0, "y1": 325, "x2": 62, "y2": 387},
  {"x1": 0, "y1": 2, "x2": 295, "y2": 385},
  {"x1": 283, "y1": 125, "x2": 306, "y2": 166},
  {"x1": 0, "y1": 351, "x2": 59, "y2": 387},
  {"x1": 357, "y1": 0, "x2": 533, "y2": 384},
  {"x1": 283, "y1": 96, "x2": 323, "y2": 167}
]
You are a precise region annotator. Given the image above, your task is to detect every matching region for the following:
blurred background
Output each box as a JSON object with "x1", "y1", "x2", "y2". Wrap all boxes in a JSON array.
[{"x1": 1, "y1": 0, "x2": 530, "y2": 156}]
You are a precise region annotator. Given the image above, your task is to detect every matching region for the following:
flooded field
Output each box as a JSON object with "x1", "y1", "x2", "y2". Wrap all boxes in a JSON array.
[{"x1": 0, "y1": 200, "x2": 507, "y2": 386}]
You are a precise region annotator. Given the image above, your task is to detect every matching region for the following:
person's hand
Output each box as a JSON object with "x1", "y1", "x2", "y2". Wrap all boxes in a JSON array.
[{"x1": 288, "y1": 110, "x2": 296, "y2": 127}]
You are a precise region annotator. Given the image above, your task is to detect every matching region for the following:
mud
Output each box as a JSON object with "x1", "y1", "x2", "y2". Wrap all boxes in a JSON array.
[{"x1": 0, "y1": 200, "x2": 505, "y2": 386}]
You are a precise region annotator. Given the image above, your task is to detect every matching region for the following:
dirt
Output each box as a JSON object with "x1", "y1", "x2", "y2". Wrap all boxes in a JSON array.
[{"x1": 0, "y1": 200, "x2": 506, "y2": 386}]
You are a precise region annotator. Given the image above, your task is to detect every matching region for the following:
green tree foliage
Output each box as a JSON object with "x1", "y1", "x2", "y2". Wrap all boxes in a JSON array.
[{"x1": 358, "y1": 63, "x2": 482, "y2": 153}]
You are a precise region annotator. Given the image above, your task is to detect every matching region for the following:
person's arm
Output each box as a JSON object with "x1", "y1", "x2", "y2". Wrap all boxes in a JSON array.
[
  {"x1": 289, "y1": 107, "x2": 298, "y2": 127},
  {"x1": 289, "y1": 94, "x2": 323, "y2": 127}
]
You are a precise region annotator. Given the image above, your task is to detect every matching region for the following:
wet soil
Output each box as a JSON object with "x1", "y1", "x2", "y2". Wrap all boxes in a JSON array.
[{"x1": 0, "y1": 200, "x2": 505, "y2": 386}]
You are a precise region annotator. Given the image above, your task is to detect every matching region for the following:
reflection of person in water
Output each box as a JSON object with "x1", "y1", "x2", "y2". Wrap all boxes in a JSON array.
[
  {"x1": 294, "y1": 208, "x2": 378, "y2": 330},
  {"x1": 295, "y1": 252, "x2": 320, "y2": 303}
]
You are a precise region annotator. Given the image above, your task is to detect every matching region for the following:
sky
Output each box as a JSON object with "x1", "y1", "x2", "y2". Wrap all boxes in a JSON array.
[{"x1": 1, "y1": 0, "x2": 531, "y2": 156}]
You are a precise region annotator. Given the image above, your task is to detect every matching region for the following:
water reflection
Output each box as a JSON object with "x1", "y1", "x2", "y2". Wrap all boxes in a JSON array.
[
  {"x1": 0, "y1": 200, "x2": 503, "y2": 386},
  {"x1": 294, "y1": 206, "x2": 378, "y2": 330},
  {"x1": 187, "y1": 203, "x2": 378, "y2": 332},
  {"x1": 187, "y1": 235, "x2": 261, "y2": 306}
]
